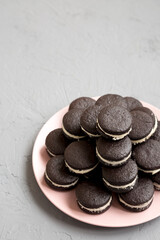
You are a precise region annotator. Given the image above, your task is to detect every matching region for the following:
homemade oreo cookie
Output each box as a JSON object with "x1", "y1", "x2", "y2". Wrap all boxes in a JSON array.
[
  {"x1": 97, "y1": 106, "x2": 132, "y2": 140},
  {"x1": 96, "y1": 136, "x2": 132, "y2": 167},
  {"x1": 44, "y1": 155, "x2": 79, "y2": 190},
  {"x1": 135, "y1": 106, "x2": 158, "y2": 131},
  {"x1": 45, "y1": 128, "x2": 70, "y2": 156},
  {"x1": 132, "y1": 139, "x2": 160, "y2": 175},
  {"x1": 129, "y1": 108, "x2": 157, "y2": 144},
  {"x1": 62, "y1": 109, "x2": 86, "y2": 140},
  {"x1": 64, "y1": 140, "x2": 98, "y2": 174},
  {"x1": 102, "y1": 159, "x2": 138, "y2": 193},
  {"x1": 69, "y1": 97, "x2": 95, "y2": 111},
  {"x1": 75, "y1": 180, "x2": 112, "y2": 214},
  {"x1": 80, "y1": 105, "x2": 101, "y2": 137},
  {"x1": 118, "y1": 178, "x2": 154, "y2": 212}
]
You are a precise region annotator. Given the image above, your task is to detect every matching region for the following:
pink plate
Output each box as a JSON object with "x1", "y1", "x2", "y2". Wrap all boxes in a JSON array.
[{"x1": 32, "y1": 99, "x2": 160, "y2": 227}]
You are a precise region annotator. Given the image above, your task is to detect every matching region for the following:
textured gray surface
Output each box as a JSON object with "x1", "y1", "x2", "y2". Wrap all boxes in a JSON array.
[{"x1": 1, "y1": 0, "x2": 160, "y2": 239}]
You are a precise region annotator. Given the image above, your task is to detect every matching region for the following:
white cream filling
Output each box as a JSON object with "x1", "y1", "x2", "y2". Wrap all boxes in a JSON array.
[
  {"x1": 81, "y1": 126, "x2": 101, "y2": 138},
  {"x1": 119, "y1": 196, "x2": 153, "y2": 209},
  {"x1": 65, "y1": 161, "x2": 99, "y2": 174},
  {"x1": 45, "y1": 171, "x2": 78, "y2": 188},
  {"x1": 138, "y1": 166, "x2": 160, "y2": 175},
  {"x1": 103, "y1": 175, "x2": 138, "y2": 190},
  {"x1": 78, "y1": 196, "x2": 112, "y2": 213},
  {"x1": 97, "y1": 122, "x2": 132, "y2": 140},
  {"x1": 131, "y1": 116, "x2": 158, "y2": 145},
  {"x1": 46, "y1": 148, "x2": 55, "y2": 157},
  {"x1": 62, "y1": 124, "x2": 85, "y2": 139},
  {"x1": 96, "y1": 147, "x2": 131, "y2": 166},
  {"x1": 153, "y1": 182, "x2": 160, "y2": 190}
]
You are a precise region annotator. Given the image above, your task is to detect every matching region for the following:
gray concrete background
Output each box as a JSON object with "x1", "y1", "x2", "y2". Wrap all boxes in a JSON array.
[{"x1": 1, "y1": 0, "x2": 160, "y2": 239}]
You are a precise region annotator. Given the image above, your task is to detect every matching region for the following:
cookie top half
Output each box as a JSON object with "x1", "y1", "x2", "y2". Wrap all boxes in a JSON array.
[
  {"x1": 69, "y1": 97, "x2": 95, "y2": 111},
  {"x1": 102, "y1": 159, "x2": 138, "y2": 186},
  {"x1": 45, "y1": 128, "x2": 70, "y2": 156},
  {"x1": 134, "y1": 107, "x2": 156, "y2": 122},
  {"x1": 95, "y1": 94, "x2": 127, "y2": 109},
  {"x1": 75, "y1": 180, "x2": 112, "y2": 209},
  {"x1": 129, "y1": 108, "x2": 157, "y2": 144},
  {"x1": 119, "y1": 178, "x2": 154, "y2": 205},
  {"x1": 96, "y1": 136, "x2": 132, "y2": 166},
  {"x1": 97, "y1": 106, "x2": 132, "y2": 139},
  {"x1": 124, "y1": 97, "x2": 143, "y2": 111},
  {"x1": 64, "y1": 140, "x2": 98, "y2": 174},
  {"x1": 80, "y1": 105, "x2": 102, "y2": 137},
  {"x1": 132, "y1": 139, "x2": 160, "y2": 174},
  {"x1": 45, "y1": 155, "x2": 79, "y2": 188},
  {"x1": 62, "y1": 109, "x2": 85, "y2": 139}
]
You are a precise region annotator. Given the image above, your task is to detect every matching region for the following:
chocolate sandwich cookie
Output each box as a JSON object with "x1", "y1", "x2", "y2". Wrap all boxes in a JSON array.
[
  {"x1": 124, "y1": 96, "x2": 143, "y2": 111},
  {"x1": 69, "y1": 97, "x2": 95, "y2": 111},
  {"x1": 129, "y1": 108, "x2": 157, "y2": 144},
  {"x1": 118, "y1": 178, "x2": 154, "y2": 212},
  {"x1": 44, "y1": 155, "x2": 79, "y2": 190},
  {"x1": 151, "y1": 121, "x2": 160, "y2": 142},
  {"x1": 64, "y1": 140, "x2": 98, "y2": 174},
  {"x1": 102, "y1": 159, "x2": 138, "y2": 193},
  {"x1": 62, "y1": 109, "x2": 86, "y2": 140},
  {"x1": 96, "y1": 136, "x2": 132, "y2": 167},
  {"x1": 152, "y1": 172, "x2": 160, "y2": 190},
  {"x1": 97, "y1": 106, "x2": 132, "y2": 140},
  {"x1": 75, "y1": 180, "x2": 112, "y2": 214},
  {"x1": 80, "y1": 105, "x2": 102, "y2": 138},
  {"x1": 45, "y1": 128, "x2": 70, "y2": 156},
  {"x1": 95, "y1": 94, "x2": 127, "y2": 109},
  {"x1": 132, "y1": 139, "x2": 160, "y2": 175},
  {"x1": 134, "y1": 106, "x2": 158, "y2": 131}
]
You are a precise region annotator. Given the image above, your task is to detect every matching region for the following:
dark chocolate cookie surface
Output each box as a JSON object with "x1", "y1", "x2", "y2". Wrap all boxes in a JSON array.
[
  {"x1": 119, "y1": 178, "x2": 154, "y2": 212},
  {"x1": 62, "y1": 109, "x2": 85, "y2": 139},
  {"x1": 96, "y1": 136, "x2": 132, "y2": 166},
  {"x1": 129, "y1": 109, "x2": 155, "y2": 143},
  {"x1": 80, "y1": 105, "x2": 101, "y2": 137},
  {"x1": 124, "y1": 97, "x2": 143, "y2": 111},
  {"x1": 102, "y1": 159, "x2": 138, "y2": 186},
  {"x1": 97, "y1": 106, "x2": 132, "y2": 138},
  {"x1": 96, "y1": 94, "x2": 127, "y2": 109},
  {"x1": 96, "y1": 136, "x2": 132, "y2": 161},
  {"x1": 64, "y1": 140, "x2": 98, "y2": 173},
  {"x1": 45, "y1": 155, "x2": 79, "y2": 190},
  {"x1": 75, "y1": 180, "x2": 112, "y2": 214},
  {"x1": 134, "y1": 107, "x2": 155, "y2": 121},
  {"x1": 132, "y1": 139, "x2": 160, "y2": 173},
  {"x1": 69, "y1": 97, "x2": 95, "y2": 111},
  {"x1": 45, "y1": 128, "x2": 70, "y2": 156}
]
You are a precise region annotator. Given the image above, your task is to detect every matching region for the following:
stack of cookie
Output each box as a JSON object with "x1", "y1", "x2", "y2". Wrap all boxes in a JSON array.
[{"x1": 44, "y1": 94, "x2": 160, "y2": 214}]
